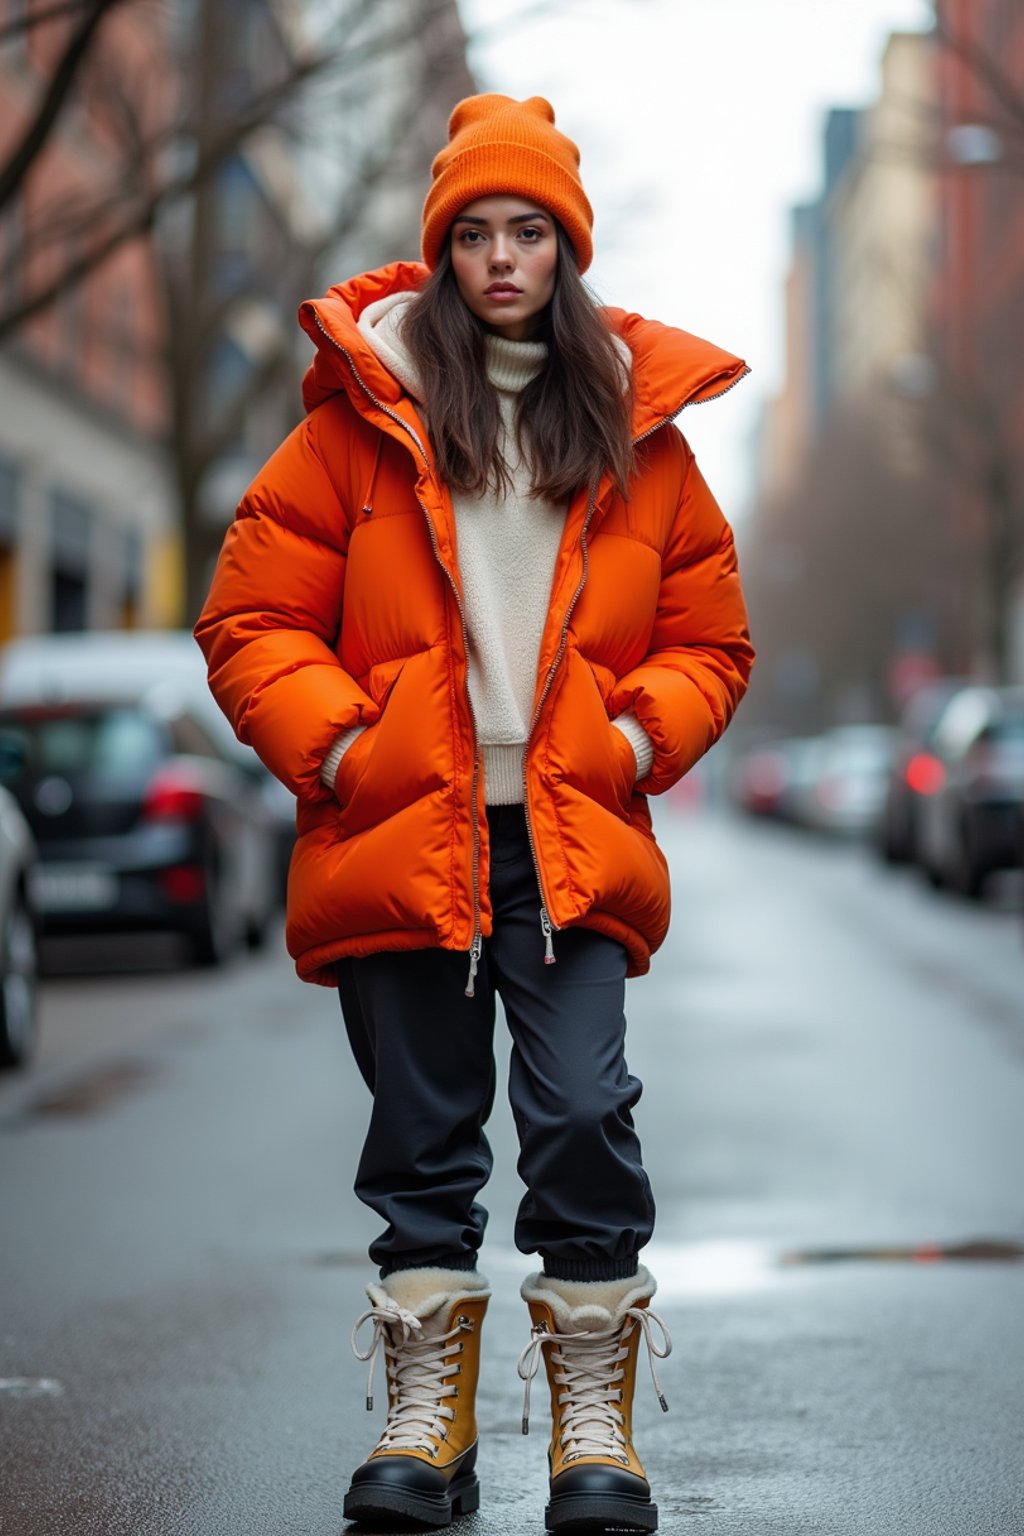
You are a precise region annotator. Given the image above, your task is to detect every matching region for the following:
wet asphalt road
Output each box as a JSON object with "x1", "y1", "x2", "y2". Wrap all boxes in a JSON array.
[{"x1": 1, "y1": 805, "x2": 1023, "y2": 1535}]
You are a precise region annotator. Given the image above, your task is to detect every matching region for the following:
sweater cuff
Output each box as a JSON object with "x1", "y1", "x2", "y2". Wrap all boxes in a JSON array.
[
  {"x1": 611, "y1": 711, "x2": 655, "y2": 783},
  {"x1": 320, "y1": 724, "x2": 367, "y2": 792}
]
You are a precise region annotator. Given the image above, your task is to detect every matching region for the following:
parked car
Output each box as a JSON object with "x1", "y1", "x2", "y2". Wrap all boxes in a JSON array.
[
  {"x1": 876, "y1": 678, "x2": 973, "y2": 865},
  {"x1": 0, "y1": 630, "x2": 296, "y2": 898},
  {"x1": 732, "y1": 740, "x2": 792, "y2": 818},
  {"x1": 732, "y1": 736, "x2": 825, "y2": 824},
  {"x1": 0, "y1": 770, "x2": 39, "y2": 1070},
  {"x1": 791, "y1": 726, "x2": 898, "y2": 837},
  {"x1": 914, "y1": 684, "x2": 1024, "y2": 897},
  {"x1": 0, "y1": 633, "x2": 280, "y2": 964}
]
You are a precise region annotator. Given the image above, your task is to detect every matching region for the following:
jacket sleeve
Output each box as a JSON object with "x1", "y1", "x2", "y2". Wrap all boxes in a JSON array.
[
  {"x1": 193, "y1": 415, "x2": 377, "y2": 804},
  {"x1": 607, "y1": 431, "x2": 755, "y2": 795}
]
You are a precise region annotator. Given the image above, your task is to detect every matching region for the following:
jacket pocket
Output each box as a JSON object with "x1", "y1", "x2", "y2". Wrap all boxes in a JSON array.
[
  {"x1": 336, "y1": 651, "x2": 448, "y2": 837},
  {"x1": 552, "y1": 651, "x2": 632, "y2": 821},
  {"x1": 333, "y1": 657, "x2": 409, "y2": 816},
  {"x1": 333, "y1": 718, "x2": 379, "y2": 809}
]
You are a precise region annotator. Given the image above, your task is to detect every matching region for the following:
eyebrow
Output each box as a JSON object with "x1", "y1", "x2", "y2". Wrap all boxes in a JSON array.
[{"x1": 452, "y1": 211, "x2": 551, "y2": 227}]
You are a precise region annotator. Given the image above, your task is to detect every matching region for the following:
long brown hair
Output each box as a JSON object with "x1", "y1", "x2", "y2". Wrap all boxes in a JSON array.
[{"x1": 403, "y1": 222, "x2": 634, "y2": 502}]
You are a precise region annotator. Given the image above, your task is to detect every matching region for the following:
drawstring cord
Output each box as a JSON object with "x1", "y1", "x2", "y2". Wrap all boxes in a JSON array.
[{"x1": 360, "y1": 433, "x2": 384, "y2": 517}]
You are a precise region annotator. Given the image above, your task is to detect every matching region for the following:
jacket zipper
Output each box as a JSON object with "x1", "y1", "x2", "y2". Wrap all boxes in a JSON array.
[
  {"x1": 312, "y1": 315, "x2": 483, "y2": 992},
  {"x1": 520, "y1": 362, "x2": 752, "y2": 964},
  {"x1": 520, "y1": 483, "x2": 598, "y2": 964}
]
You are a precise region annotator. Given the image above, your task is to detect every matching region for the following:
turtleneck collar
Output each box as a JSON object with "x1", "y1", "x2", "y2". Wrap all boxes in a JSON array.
[
  {"x1": 484, "y1": 331, "x2": 547, "y2": 394},
  {"x1": 358, "y1": 290, "x2": 549, "y2": 402}
]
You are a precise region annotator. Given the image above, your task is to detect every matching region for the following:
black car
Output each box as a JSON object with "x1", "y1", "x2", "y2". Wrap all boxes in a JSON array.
[
  {"x1": 914, "y1": 685, "x2": 1024, "y2": 896},
  {"x1": 877, "y1": 678, "x2": 973, "y2": 865},
  {"x1": 0, "y1": 695, "x2": 277, "y2": 964},
  {"x1": 0, "y1": 778, "x2": 39, "y2": 1068}
]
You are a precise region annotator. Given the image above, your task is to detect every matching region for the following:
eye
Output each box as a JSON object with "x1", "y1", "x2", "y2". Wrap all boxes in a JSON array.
[
  {"x1": 518, "y1": 226, "x2": 543, "y2": 242},
  {"x1": 458, "y1": 229, "x2": 484, "y2": 245}
]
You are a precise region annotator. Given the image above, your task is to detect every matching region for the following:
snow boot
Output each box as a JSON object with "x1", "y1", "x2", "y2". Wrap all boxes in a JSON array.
[
  {"x1": 343, "y1": 1268, "x2": 490, "y2": 1527},
  {"x1": 518, "y1": 1266, "x2": 671, "y2": 1532}
]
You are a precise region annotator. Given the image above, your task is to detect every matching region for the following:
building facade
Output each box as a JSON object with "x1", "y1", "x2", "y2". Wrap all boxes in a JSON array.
[
  {"x1": 0, "y1": 0, "x2": 178, "y2": 637},
  {"x1": 0, "y1": 0, "x2": 478, "y2": 636},
  {"x1": 930, "y1": 0, "x2": 1024, "y2": 680}
]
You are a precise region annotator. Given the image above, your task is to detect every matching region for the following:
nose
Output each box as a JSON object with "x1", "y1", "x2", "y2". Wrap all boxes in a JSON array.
[{"x1": 489, "y1": 234, "x2": 515, "y2": 271}]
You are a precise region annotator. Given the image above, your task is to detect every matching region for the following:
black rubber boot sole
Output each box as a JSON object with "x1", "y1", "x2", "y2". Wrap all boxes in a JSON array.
[
  {"x1": 545, "y1": 1489, "x2": 658, "y2": 1533},
  {"x1": 343, "y1": 1468, "x2": 479, "y2": 1527}
]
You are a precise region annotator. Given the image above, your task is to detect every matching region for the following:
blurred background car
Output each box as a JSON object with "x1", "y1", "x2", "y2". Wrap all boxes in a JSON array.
[
  {"x1": 0, "y1": 631, "x2": 296, "y2": 893},
  {"x1": 732, "y1": 736, "x2": 824, "y2": 824},
  {"x1": 913, "y1": 684, "x2": 1024, "y2": 898},
  {"x1": 0, "y1": 633, "x2": 283, "y2": 964},
  {"x1": 876, "y1": 678, "x2": 973, "y2": 865},
  {"x1": 790, "y1": 725, "x2": 898, "y2": 838},
  {"x1": 734, "y1": 726, "x2": 897, "y2": 839},
  {"x1": 0, "y1": 753, "x2": 39, "y2": 1070}
]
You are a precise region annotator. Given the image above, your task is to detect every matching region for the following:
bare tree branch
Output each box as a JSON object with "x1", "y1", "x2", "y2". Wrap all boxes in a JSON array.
[
  {"x1": 0, "y1": 0, "x2": 98, "y2": 45},
  {"x1": 181, "y1": 46, "x2": 442, "y2": 482},
  {"x1": 0, "y1": 0, "x2": 485, "y2": 338},
  {"x1": 0, "y1": 0, "x2": 128, "y2": 212}
]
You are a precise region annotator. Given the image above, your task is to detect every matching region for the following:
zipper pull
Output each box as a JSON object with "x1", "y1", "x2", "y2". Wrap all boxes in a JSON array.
[
  {"x1": 465, "y1": 933, "x2": 482, "y2": 997},
  {"x1": 540, "y1": 907, "x2": 556, "y2": 966}
]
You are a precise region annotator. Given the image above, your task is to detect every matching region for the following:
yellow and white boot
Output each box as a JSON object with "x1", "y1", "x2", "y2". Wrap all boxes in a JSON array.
[
  {"x1": 518, "y1": 1266, "x2": 671, "y2": 1533},
  {"x1": 343, "y1": 1268, "x2": 490, "y2": 1527}
]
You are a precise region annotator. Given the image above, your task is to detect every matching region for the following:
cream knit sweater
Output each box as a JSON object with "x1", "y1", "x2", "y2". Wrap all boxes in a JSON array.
[{"x1": 321, "y1": 292, "x2": 654, "y2": 804}]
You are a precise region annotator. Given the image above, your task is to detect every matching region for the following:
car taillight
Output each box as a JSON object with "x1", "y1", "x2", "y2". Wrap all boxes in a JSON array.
[
  {"x1": 905, "y1": 752, "x2": 945, "y2": 795},
  {"x1": 159, "y1": 864, "x2": 206, "y2": 902},
  {"x1": 142, "y1": 767, "x2": 206, "y2": 821}
]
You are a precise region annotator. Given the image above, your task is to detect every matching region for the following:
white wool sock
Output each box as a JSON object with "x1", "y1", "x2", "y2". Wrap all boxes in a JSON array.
[
  {"x1": 370, "y1": 1267, "x2": 490, "y2": 1332},
  {"x1": 521, "y1": 1265, "x2": 655, "y2": 1327}
]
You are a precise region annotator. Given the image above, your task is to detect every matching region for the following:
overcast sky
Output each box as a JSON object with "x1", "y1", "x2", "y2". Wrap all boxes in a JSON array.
[{"x1": 457, "y1": 0, "x2": 933, "y2": 524}]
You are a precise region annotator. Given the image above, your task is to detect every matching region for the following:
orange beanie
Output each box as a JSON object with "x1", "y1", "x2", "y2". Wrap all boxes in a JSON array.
[{"x1": 421, "y1": 94, "x2": 594, "y2": 273}]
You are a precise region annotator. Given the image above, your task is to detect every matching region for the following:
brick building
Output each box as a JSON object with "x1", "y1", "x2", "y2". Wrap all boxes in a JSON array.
[
  {"x1": 930, "y1": 0, "x2": 1024, "y2": 679},
  {"x1": 0, "y1": 0, "x2": 177, "y2": 636},
  {"x1": 0, "y1": 0, "x2": 478, "y2": 635}
]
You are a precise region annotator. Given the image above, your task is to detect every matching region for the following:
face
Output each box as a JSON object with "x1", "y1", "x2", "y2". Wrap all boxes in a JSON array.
[{"x1": 449, "y1": 196, "x2": 558, "y2": 342}]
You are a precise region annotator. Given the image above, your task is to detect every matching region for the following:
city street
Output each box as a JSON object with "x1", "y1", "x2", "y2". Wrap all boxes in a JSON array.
[{"x1": 2, "y1": 804, "x2": 1023, "y2": 1535}]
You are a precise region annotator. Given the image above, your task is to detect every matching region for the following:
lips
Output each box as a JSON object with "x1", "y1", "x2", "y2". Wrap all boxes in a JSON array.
[{"x1": 484, "y1": 284, "x2": 521, "y2": 296}]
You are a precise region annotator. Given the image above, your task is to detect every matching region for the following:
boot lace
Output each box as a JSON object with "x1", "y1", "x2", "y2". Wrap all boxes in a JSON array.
[
  {"x1": 352, "y1": 1301, "x2": 473, "y2": 1455},
  {"x1": 517, "y1": 1307, "x2": 671, "y2": 1465}
]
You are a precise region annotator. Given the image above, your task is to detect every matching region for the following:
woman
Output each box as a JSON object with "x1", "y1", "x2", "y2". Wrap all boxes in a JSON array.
[{"x1": 195, "y1": 94, "x2": 754, "y2": 1533}]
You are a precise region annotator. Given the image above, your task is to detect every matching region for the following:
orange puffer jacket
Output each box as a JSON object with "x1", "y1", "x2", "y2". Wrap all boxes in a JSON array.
[{"x1": 195, "y1": 262, "x2": 755, "y2": 986}]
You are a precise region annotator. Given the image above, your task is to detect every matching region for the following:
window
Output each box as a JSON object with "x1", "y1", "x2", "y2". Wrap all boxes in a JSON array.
[
  {"x1": 51, "y1": 489, "x2": 92, "y2": 633},
  {"x1": 0, "y1": 454, "x2": 19, "y2": 542},
  {"x1": 168, "y1": 713, "x2": 220, "y2": 760},
  {"x1": 0, "y1": 707, "x2": 165, "y2": 778}
]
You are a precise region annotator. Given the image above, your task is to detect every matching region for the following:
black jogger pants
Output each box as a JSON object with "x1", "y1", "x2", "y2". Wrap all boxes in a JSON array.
[{"x1": 335, "y1": 803, "x2": 656, "y2": 1281}]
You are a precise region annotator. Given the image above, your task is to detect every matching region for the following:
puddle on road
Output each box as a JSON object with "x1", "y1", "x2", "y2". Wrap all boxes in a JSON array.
[
  {"x1": 0, "y1": 1378, "x2": 65, "y2": 1399},
  {"x1": 447, "y1": 1238, "x2": 1024, "y2": 1298},
  {"x1": 780, "y1": 1238, "x2": 1024, "y2": 1266},
  {"x1": 29, "y1": 1059, "x2": 162, "y2": 1118},
  {"x1": 650, "y1": 1237, "x2": 1024, "y2": 1293},
  {"x1": 300, "y1": 1251, "x2": 373, "y2": 1270}
]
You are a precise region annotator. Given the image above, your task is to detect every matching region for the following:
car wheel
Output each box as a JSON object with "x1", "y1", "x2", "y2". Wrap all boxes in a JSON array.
[
  {"x1": 951, "y1": 817, "x2": 994, "y2": 897},
  {"x1": 923, "y1": 857, "x2": 946, "y2": 890},
  {"x1": 186, "y1": 861, "x2": 242, "y2": 968},
  {"x1": 951, "y1": 836, "x2": 986, "y2": 899},
  {"x1": 244, "y1": 910, "x2": 271, "y2": 952},
  {"x1": 0, "y1": 891, "x2": 39, "y2": 1070}
]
